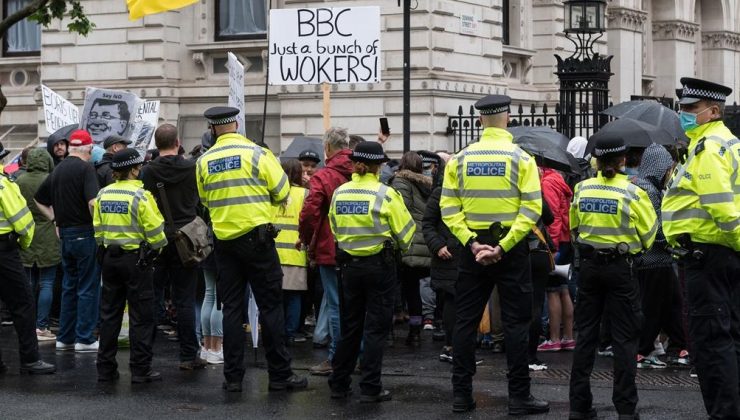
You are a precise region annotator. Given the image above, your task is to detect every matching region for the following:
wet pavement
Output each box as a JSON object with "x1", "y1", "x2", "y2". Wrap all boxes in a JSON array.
[{"x1": 0, "y1": 325, "x2": 705, "y2": 419}]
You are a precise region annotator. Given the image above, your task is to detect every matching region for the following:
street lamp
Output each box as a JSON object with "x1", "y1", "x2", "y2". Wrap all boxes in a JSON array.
[{"x1": 555, "y1": 0, "x2": 612, "y2": 138}]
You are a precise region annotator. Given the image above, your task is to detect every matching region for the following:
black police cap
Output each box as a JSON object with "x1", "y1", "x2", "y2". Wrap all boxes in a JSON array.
[
  {"x1": 474, "y1": 95, "x2": 512, "y2": 115},
  {"x1": 592, "y1": 136, "x2": 627, "y2": 158},
  {"x1": 678, "y1": 77, "x2": 733, "y2": 105},
  {"x1": 204, "y1": 106, "x2": 240, "y2": 126},
  {"x1": 350, "y1": 142, "x2": 389, "y2": 164},
  {"x1": 298, "y1": 149, "x2": 321, "y2": 163},
  {"x1": 111, "y1": 148, "x2": 144, "y2": 170}
]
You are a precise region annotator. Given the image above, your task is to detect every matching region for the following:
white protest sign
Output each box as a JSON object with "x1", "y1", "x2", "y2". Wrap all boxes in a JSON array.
[
  {"x1": 228, "y1": 52, "x2": 246, "y2": 136},
  {"x1": 129, "y1": 100, "x2": 160, "y2": 152},
  {"x1": 80, "y1": 87, "x2": 143, "y2": 146},
  {"x1": 269, "y1": 7, "x2": 381, "y2": 85},
  {"x1": 41, "y1": 85, "x2": 80, "y2": 135}
]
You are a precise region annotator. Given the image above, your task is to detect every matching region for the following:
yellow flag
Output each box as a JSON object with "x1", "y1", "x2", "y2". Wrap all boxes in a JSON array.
[{"x1": 127, "y1": 0, "x2": 198, "y2": 20}]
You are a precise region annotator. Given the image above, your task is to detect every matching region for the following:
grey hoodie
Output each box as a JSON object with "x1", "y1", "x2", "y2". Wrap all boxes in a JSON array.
[{"x1": 633, "y1": 143, "x2": 674, "y2": 269}]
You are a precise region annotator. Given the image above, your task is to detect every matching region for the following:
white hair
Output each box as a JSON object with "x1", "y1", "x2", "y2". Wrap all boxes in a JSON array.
[
  {"x1": 68, "y1": 145, "x2": 92, "y2": 155},
  {"x1": 323, "y1": 127, "x2": 349, "y2": 152}
]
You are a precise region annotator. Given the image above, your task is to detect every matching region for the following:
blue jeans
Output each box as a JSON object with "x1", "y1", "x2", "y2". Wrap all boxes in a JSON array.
[
  {"x1": 26, "y1": 265, "x2": 57, "y2": 330},
  {"x1": 200, "y1": 269, "x2": 223, "y2": 337},
  {"x1": 319, "y1": 265, "x2": 340, "y2": 360},
  {"x1": 283, "y1": 291, "x2": 302, "y2": 338},
  {"x1": 314, "y1": 295, "x2": 329, "y2": 344},
  {"x1": 58, "y1": 227, "x2": 100, "y2": 345}
]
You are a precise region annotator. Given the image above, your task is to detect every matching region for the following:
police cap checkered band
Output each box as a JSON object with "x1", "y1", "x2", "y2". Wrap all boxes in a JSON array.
[
  {"x1": 111, "y1": 149, "x2": 144, "y2": 169},
  {"x1": 593, "y1": 145, "x2": 627, "y2": 157},
  {"x1": 479, "y1": 105, "x2": 511, "y2": 115},
  {"x1": 681, "y1": 87, "x2": 727, "y2": 102},
  {"x1": 350, "y1": 141, "x2": 389, "y2": 163}
]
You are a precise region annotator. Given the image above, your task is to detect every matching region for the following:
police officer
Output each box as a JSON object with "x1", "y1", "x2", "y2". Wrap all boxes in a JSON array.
[
  {"x1": 196, "y1": 106, "x2": 307, "y2": 392},
  {"x1": 440, "y1": 95, "x2": 548, "y2": 415},
  {"x1": 93, "y1": 148, "x2": 168, "y2": 383},
  {"x1": 327, "y1": 141, "x2": 415, "y2": 402},
  {"x1": 568, "y1": 136, "x2": 657, "y2": 420},
  {"x1": 663, "y1": 78, "x2": 740, "y2": 419},
  {"x1": 0, "y1": 142, "x2": 55, "y2": 375}
]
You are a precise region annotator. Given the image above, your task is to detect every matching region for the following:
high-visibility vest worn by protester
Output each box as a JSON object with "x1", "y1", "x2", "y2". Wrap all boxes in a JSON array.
[
  {"x1": 196, "y1": 132, "x2": 290, "y2": 240},
  {"x1": 570, "y1": 172, "x2": 657, "y2": 254},
  {"x1": 274, "y1": 186, "x2": 308, "y2": 267},
  {"x1": 440, "y1": 127, "x2": 542, "y2": 251},
  {"x1": 329, "y1": 172, "x2": 415, "y2": 257},
  {"x1": 662, "y1": 120, "x2": 740, "y2": 251},
  {"x1": 0, "y1": 174, "x2": 34, "y2": 249},
  {"x1": 93, "y1": 179, "x2": 168, "y2": 251}
]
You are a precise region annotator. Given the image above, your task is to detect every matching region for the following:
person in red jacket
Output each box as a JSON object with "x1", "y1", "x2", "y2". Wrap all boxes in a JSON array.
[
  {"x1": 298, "y1": 127, "x2": 354, "y2": 376},
  {"x1": 537, "y1": 166, "x2": 576, "y2": 353}
]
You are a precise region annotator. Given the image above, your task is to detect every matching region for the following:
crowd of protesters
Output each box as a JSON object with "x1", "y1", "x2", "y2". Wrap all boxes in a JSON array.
[{"x1": 0, "y1": 76, "x2": 737, "y2": 420}]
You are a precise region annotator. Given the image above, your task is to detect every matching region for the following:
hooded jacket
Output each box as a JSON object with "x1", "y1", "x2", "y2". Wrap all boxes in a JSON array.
[
  {"x1": 422, "y1": 186, "x2": 460, "y2": 294},
  {"x1": 541, "y1": 167, "x2": 573, "y2": 250},
  {"x1": 633, "y1": 143, "x2": 674, "y2": 269},
  {"x1": 141, "y1": 154, "x2": 198, "y2": 237},
  {"x1": 95, "y1": 152, "x2": 114, "y2": 188},
  {"x1": 16, "y1": 148, "x2": 61, "y2": 268},
  {"x1": 299, "y1": 148, "x2": 353, "y2": 266},
  {"x1": 391, "y1": 169, "x2": 433, "y2": 267},
  {"x1": 46, "y1": 138, "x2": 67, "y2": 167}
]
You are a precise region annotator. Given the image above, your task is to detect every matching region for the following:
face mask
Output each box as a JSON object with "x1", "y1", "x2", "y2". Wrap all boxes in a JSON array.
[
  {"x1": 679, "y1": 107, "x2": 711, "y2": 132},
  {"x1": 422, "y1": 169, "x2": 432, "y2": 177}
]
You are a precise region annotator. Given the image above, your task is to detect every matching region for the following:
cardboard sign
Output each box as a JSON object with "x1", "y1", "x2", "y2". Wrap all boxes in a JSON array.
[
  {"x1": 41, "y1": 85, "x2": 80, "y2": 135},
  {"x1": 268, "y1": 7, "x2": 381, "y2": 85},
  {"x1": 227, "y1": 52, "x2": 246, "y2": 136},
  {"x1": 80, "y1": 87, "x2": 143, "y2": 146},
  {"x1": 129, "y1": 100, "x2": 160, "y2": 152}
]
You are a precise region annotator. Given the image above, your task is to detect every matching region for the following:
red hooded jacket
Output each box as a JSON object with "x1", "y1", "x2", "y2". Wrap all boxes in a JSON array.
[
  {"x1": 541, "y1": 167, "x2": 573, "y2": 250},
  {"x1": 298, "y1": 149, "x2": 353, "y2": 266}
]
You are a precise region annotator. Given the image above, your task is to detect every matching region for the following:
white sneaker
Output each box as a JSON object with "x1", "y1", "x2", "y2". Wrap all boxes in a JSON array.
[
  {"x1": 56, "y1": 341, "x2": 74, "y2": 351},
  {"x1": 36, "y1": 329, "x2": 56, "y2": 342},
  {"x1": 206, "y1": 349, "x2": 224, "y2": 365},
  {"x1": 652, "y1": 338, "x2": 666, "y2": 356},
  {"x1": 75, "y1": 341, "x2": 99, "y2": 353}
]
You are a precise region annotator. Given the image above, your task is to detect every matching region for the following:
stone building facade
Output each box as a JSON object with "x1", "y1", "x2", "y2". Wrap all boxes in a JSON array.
[{"x1": 0, "y1": 0, "x2": 738, "y2": 156}]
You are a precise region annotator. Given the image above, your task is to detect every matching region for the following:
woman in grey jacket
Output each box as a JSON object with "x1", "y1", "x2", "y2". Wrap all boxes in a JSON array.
[{"x1": 391, "y1": 152, "x2": 432, "y2": 346}]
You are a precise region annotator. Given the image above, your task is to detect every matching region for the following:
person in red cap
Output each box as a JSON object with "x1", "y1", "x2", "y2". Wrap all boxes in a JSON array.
[{"x1": 34, "y1": 129, "x2": 102, "y2": 354}]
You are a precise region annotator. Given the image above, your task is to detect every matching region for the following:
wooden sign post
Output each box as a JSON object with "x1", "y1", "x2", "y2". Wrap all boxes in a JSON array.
[{"x1": 322, "y1": 83, "x2": 331, "y2": 131}]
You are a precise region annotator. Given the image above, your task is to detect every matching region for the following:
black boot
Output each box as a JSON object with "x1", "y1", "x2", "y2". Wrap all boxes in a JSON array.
[
  {"x1": 405, "y1": 325, "x2": 421, "y2": 347},
  {"x1": 508, "y1": 394, "x2": 550, "y2": 416}
]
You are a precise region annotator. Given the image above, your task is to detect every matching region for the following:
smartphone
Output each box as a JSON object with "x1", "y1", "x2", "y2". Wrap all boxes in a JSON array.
[{"x1": 379, "y1": 117, "x2": 390, "y2": 136}]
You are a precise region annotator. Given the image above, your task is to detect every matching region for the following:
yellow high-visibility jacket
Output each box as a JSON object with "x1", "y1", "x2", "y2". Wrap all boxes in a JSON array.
[
  {"x1": 275, "y1": 186, "x2": 308, "y2": 267},
  {"x1": 662, "y1": 121, "x2": 740, "y2": 251},
  {"x1": 196, "y1": 133, "x2": 289, "y2": 240},
  {"x1": 440, "y1": 127, "x2": 542, "y2": 251},
  {"x1": 0, "y1": 175, "x2": 34, "y2": 249},
  {"x1": 329, "y1": 172, "x2": 415, "y2": 257},
  {"x1": 571, "y1": 172, "x2": 657, "y2": 254},
  {"x1": 93, "y1": 179, "x2": 167, "y2": 251}
]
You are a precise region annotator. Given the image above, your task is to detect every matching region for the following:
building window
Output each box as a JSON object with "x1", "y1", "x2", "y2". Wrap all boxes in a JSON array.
[
  {"x1": 3, "y1": 0, "x2": 41, "y2": 56},
  {"x1": 502, "y1": 0, "x2": 510, "y2": 45},
  {"x1": 216, "y1": 0, "x2": 267, "y2": 41}
]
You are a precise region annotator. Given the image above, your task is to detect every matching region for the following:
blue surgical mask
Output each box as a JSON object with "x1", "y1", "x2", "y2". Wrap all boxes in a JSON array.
[
  {"x1": 423, "y1": 169, "x2": 433, "y2": 177},
  {"x1": 679, "y1": 107, "x2": 711, "y2": 132}
]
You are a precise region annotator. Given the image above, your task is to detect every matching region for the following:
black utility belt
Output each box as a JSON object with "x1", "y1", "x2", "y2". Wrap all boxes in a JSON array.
[
  {"x1": 578, "y1": 245, "x2": 631, "y2": 264},
  {"x1": 340, "y1": 252, "x2": 389, "y2": 266},
  {"x1": 105, "y1": 244, "x2": 139, "y2": 256}
]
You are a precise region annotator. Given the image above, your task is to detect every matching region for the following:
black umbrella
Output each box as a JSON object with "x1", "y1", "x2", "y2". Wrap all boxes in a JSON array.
[
  {"x1": 509, "y1": 127, "x2": 580, "y2": 174},
  {"x1": 280, "y1": 136, "x2": 324, "y2": 168},
  {"x1": 47, "y1": 124, "x2": 77, "y2": 146},
  {"x1": 601, "y1": 100, "x2": 688, "y2": 143},
  {"x1": 508, "y1": 126, "x2": 570, "y2": 150},
  {"x1": 586, "y1": 119, "x2": 675, "y2": 155}
]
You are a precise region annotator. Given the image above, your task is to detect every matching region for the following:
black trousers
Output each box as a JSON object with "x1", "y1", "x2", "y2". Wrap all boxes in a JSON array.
[
  {"x1": 452, "y1": 242, "x2": 532, "y2": 399},
  {"x1": 97, "y1": 252, "x2": 155, "y2": 377},
  {"x1": 684, "y1": 244, "x2": 740, "y2": 419},
  {"x1": 214, "y1": 231, "x2": 293, "y2": 384},
  {"x1": 329, "y1": 254, "x2": 395, "y2": 396},
  {"x1": 528, "y1": 250, "x2": 550, "y2": 362},
  {"x1": 153, "y1": 243, "x2": 199, "y2": 362},
  {"x1": 637, "y1": 266, "x2": 687, "y2": 356},
  {"x1": 400, "y1": 265, "x2": 428, "y2": 319},
  {"x1": 442, "y1": 291, "x2": 456, "y2": 347},
  {"x1": 569, "y1": 256, "x2": 642, "y2": 415},
  {"x1": 0, "y1": 247, "x2": 39, "y2": 364}
]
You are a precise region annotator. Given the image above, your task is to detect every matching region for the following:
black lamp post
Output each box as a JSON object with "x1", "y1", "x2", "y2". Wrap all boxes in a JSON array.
[{"x1": 555, "y1": 0, "x2": 612, "y2": 139}]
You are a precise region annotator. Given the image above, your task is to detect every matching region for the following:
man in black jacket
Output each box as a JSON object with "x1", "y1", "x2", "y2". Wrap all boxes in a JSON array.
[
  {"x1": 141, "y1": 124, "x2": 205, "y2": 370},
  {"x1": 96, "y1": 135, "x2": 131, "y2": 187}
]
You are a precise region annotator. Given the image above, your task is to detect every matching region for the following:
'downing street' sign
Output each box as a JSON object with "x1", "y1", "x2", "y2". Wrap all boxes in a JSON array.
[{"x1": 268, "y1": 7, "x2": 381, "y2": 85}]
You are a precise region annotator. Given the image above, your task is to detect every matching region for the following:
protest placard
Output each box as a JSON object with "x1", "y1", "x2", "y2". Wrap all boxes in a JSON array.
[
  {"x1": 228, "y1": 52, "x2": 246, "y2": 135},
  {"x1": 268, "y1": 7, "x2": 381, "y2": 85},
  {"x1": 129, "y1": 100, "x2": 160, "y2": 152},
  {"x1": 80, "y1": 87, "x2": 143, "y2": 146},
  {"x1": 41, "y1": 85, "x2": 80, "y2": 135}
]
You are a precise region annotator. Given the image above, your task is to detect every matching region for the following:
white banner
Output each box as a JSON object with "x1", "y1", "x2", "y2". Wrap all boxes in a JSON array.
[
  {"x1": 228, "y1": 52, "x2": 246, "y2": 136},
  {"x1": 129, "y1": 100, "x2": 160, "y2": 152},
  {"x1": 80, "y1": 87, "x2": 143, "y2": 146},
  {"x1": 268, "y1": 7, "x2": 381, "y2": 85},
  {"x1": 41, "y1": 85, "x2": 80, "y2": 135}
]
